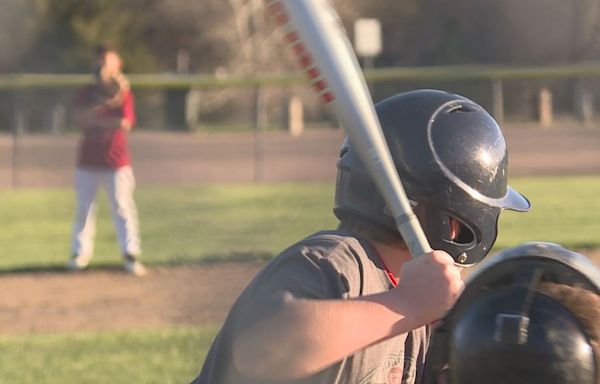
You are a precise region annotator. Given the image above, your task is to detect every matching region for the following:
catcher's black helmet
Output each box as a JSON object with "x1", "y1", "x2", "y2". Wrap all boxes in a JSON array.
[
  {"x1": 334, "y1": 89, "x2": 530, "y2": 265},
  {"x1": 423, "y1": 242, "x2": 600, "y2": 384}
]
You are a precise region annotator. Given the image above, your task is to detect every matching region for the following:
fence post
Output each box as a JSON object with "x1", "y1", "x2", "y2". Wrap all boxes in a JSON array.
[
  {"x1": 51, "y1": 102, "x2": 66, "y2": 134},
  {"x1": 253, "y1": 85, "x2": 268, "y2": 183},
  {"x1": 165, "y1": 49, "x2": 192, "y2": 131},
  {"x1": 491, "y1": 79, "x2": 504, "y2": 123},
  {"x1": 185, "y1": 89, "x2": 201, "y2": 130},
  {"x1": 288, "y1": 96, "x2": 304, "y2": 137},
  {"x1": 574, "y1": 79, "x2": 594, "y2": 126},
  {"x1": 11, "y1": 91, "x2": 26, "y2": 188},
  {"x1": 538, "y1": 87, "x2": 553, "y2": 128}
]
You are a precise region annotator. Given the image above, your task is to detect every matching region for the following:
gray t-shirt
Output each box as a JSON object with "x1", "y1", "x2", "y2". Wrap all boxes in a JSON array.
[{"x1": 192, "y1": 230, "x2": 430, "y2": 384}]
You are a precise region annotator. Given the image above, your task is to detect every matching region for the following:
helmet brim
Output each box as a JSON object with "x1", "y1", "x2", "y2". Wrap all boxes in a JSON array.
[{"x1": 503, "y1": 187, "x2": 531, "y2": 212}]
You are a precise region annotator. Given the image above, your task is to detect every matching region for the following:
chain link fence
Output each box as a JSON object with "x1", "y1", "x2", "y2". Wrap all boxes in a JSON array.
[{"x1": 2, "y1": 64, "x2": 600, "y2": 188}]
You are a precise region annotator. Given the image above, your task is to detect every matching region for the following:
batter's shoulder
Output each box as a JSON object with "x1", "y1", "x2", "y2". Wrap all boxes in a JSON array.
[
  {"x1": 291, "y1": 230, "x2": 371, "y2": 272},
  {"x1": 248, "y1": 231, "x2": 375, "y2": 299}
]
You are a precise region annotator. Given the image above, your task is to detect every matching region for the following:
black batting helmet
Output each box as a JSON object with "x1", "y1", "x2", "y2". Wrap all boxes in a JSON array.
[
  {"x1": 423, "y1": 242, "x2": 600, "y2": 384},
  {"x1": 334, "y1": 89, "x2": 530, "y2": 265}
]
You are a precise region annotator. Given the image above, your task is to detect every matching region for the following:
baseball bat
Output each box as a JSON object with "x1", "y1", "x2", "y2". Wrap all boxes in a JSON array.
[{"x1": 267, "y1": 0, "x2": 432, "y2": 257}]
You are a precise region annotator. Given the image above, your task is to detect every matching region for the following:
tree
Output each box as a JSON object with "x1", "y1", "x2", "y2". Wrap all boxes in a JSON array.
[
  {"x1": 0, "y1": 0, "x2": 47, "y2": 72},
  {"x1": 17, "y1": 0, "x2": 157, "y2": 73}
]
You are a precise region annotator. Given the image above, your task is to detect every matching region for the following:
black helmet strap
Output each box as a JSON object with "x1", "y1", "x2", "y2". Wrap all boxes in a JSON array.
[{"x1": 494, "y1": 267, "x2": 543, "y2": 345}]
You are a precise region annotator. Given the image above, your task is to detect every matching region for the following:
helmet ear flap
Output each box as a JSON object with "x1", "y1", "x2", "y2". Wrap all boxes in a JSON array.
[{"x1": 414, "y1": 202, "x2": 493, "y2": 266}]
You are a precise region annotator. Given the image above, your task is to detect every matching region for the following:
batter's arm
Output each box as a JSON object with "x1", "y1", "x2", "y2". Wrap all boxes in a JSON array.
[{"x1": 232, "y1": 251, "x2": 461, "y2": 380}]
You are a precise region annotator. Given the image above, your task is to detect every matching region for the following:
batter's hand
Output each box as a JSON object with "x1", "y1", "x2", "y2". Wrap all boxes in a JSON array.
[{"x1": 394, "y1": 250, "x2": 464, "y2": 327}]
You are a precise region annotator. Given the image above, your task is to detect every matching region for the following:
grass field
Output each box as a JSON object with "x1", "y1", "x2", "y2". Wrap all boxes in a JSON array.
[
  {"x1": 0, "y1": 176, "x2": 599, "y2": 271},
  {"x1": 494, "y1": 176, "x2": 600, "y2": 249},
  {"x1": 0, "y1": 183, "x2": 335, "y2": 271},
  {"x1": 0, "y1": 176, "x2": 599, "y2": 383},
  {"x1": 0, "y1": 326, "x2": 217, "y2": 384}
]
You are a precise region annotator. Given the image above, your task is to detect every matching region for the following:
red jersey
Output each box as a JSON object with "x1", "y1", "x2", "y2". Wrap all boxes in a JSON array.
[{"x1": 75, "y1": 85, "x2": 136, "y2": 169}]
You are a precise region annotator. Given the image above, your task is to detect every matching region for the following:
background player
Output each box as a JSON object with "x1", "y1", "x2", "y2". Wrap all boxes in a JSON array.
[{"x1": 68, "y1": 44, "x2": 146, "y2": 276}]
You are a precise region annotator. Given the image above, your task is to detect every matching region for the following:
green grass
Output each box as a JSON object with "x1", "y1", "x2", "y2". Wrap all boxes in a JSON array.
[
  {"x1": 0, "y1": 177, "x2": 598, "y2": 383},
  {"x1": 0, "y1": 177, "x2": 598, "y2": 272},
  {"x1": 495, "y1": 176, "x2": 600, "y2": 250},
  {"x1": 0, "y1": 326, "x2": 217, "y2": 384},
  {"x1": 0, "y1": 183, "x2": 337, "y2": 271}
]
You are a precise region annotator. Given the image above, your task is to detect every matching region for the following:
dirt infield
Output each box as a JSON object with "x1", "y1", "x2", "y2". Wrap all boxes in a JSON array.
[
  {"x1": 0, "y1": 124, "x2": 599, "y2": 335},
  {"x1": 1, "y1": 250, "x2": 599, "y2": 335},
  {"x1": 0, "y1": 263, "x2": 265, "y2": 334}
]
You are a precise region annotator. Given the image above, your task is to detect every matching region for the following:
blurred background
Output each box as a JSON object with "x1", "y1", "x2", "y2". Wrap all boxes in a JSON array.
[
  {"x1": 0, "y1": 0, "x2": 599, "y2": 383},
  {"x1": 2, "y1": 0, "x2": 600, "y2": 186}
]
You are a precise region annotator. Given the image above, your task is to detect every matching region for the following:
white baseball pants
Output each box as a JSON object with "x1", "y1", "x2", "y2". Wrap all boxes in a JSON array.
[{"x1": 71, "y1": 166, "x2": 141, "y2": 259}]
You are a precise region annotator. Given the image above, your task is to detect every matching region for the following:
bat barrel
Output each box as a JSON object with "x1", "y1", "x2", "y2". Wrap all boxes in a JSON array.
[{"x1": 272, "y1": 0, "x2": 432, "y2": 258}]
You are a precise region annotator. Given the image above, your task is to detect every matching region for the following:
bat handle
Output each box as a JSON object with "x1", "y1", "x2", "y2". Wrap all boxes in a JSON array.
[{"x1": 394, "y1": 212, "x2": 433, "y2": 257}]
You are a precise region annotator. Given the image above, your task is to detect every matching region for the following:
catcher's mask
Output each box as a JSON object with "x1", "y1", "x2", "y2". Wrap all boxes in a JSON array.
[
  {"x1": 334, "y1": 89, "x2": 530, "y2": 266},
  {"x1": 423, "y1": 242, "x2": 600, "y2": 384}
]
